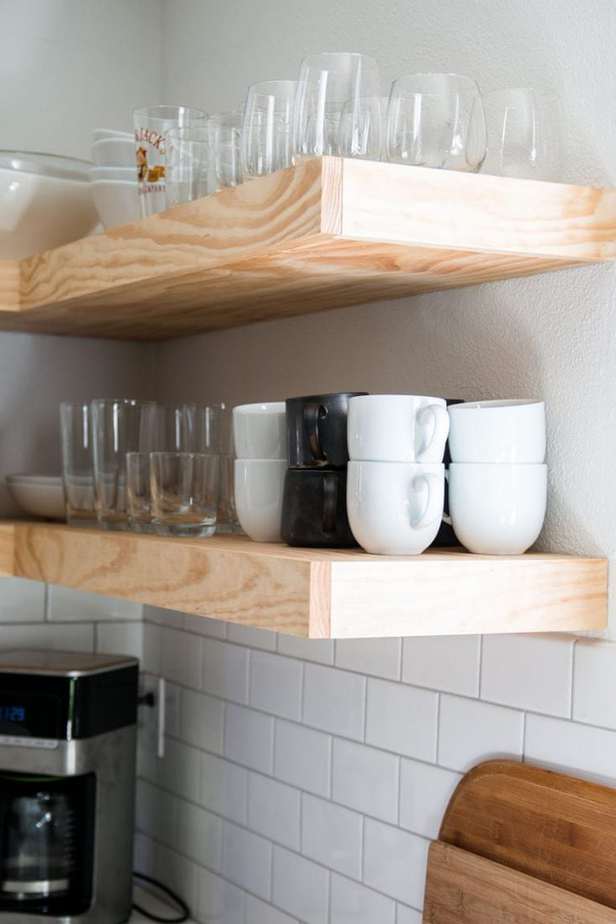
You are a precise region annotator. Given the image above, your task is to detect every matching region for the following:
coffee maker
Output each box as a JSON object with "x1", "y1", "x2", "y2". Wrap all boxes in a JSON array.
[{"x1": 0, "y1": 650, "x2": 138, "y2": 923}]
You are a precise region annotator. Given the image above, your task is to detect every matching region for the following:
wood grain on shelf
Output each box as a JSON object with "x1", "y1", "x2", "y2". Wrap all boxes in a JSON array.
[
  {"x1": 0, "y1": 523, "x2": 15, "y2": 576},
  {"x1": 424, "y1": 841, "x2": 616, "y2": 923},
  {"x1": 440, "y1": 760, "x2": 616, "y2": 909},
  {"x1": 1, "y1": 158, "x2": 615, "y2": 340},
  {"x1": 0, "y1": 522, "x2": 607, "y2": 638}
]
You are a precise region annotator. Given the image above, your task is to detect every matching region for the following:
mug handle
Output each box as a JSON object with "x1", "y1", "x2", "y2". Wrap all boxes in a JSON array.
[
  {"x1": 410, "y1": 473, "x2": 443, "y2": 529},
  {"x1": 322, "y1": 471, "x2": 338, "y2": 534},
  {"x1": 442, "y1": 467, "x2": 452, "y2": 526},
  {"x1": 416, "y1": 404, "x2": 450, "y2": 462},
  {"x1": 304, "y1": 403, "x2": 327, "y2": 462}
]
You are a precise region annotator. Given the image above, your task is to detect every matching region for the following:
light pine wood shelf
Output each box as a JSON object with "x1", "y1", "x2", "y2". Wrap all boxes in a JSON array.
[
  {"x1": 0, "y1": 521, "x2": 606, "y2": 638},
  {"x1": 1, "y1": 158, "x2": 615, "y2": 340}
]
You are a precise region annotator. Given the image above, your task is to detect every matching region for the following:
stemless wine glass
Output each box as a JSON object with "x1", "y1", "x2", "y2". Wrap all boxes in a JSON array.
[
  {"x1": 294, "y1": 52, "x2": 381, "y2": 157},
  {"x1": 165, "y1": 126, "x2": 211, "y2": 207},
  {"x1": 150, "y1": 452, "x2": 220, "y2": 538},
  {"x1": 386, "y1": 73, "x2": 486, "y2": 172},
  {"x1": 482, "y1": 88, "x2": 561, "y2": 181},
  {"x1": 207, "y1": 112, "x2": 242, "y2": 188},
  {"x1": 337, "y1": 96, "x2": 387, "y2": 160},
  {"x1": 241, "y1": 80, "x2": 298, "y2": 179}
]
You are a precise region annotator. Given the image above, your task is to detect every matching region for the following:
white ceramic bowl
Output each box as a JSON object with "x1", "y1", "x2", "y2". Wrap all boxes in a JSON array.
[
  {"x1": 0, "y1": 151, "x2": 99, "y2": 258},
  {"x1": 91, "y1": 180, "x2": 139, "y2": 229},
  {"x1": 92, "y1": 136, "x2": 135, "y2": 167},
  {"x1": 6, "y1": 475, "x2": 66, "y2": 520}
]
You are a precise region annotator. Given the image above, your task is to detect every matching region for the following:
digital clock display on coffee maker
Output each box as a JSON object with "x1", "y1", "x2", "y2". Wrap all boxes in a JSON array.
[{"x1": 0, "y1": 706, "x2": 26, "y2": 723}]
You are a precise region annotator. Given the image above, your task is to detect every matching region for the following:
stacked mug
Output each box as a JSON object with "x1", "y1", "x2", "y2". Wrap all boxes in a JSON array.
[
  {"x1": 233, "y1": 402, "x2": 287, "y2": 542},
  {"x1": 447, "y1": 399, "x2": 547, "y2": 554},
  {"x1": 346, "y1": 395, "x2": 451, "y2": 554},
  {"x1": 281, "y1": 393, "x2": 365, "y2": 547}
]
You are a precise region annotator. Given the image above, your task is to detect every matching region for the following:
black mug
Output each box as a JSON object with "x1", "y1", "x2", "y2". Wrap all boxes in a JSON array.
[
  {"x1": 281, "y1": 468, "x2": 358, "y2": 548},
  {"x1": 286, "y1": 392, "x2": 368, "y2": 469}
]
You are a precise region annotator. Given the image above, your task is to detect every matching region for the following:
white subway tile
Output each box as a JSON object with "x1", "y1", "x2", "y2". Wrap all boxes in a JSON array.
[
  {"x1": 47, "y1": 585, "x2": 141, "y2": 621},
  {"x1": 183, "y1": 612, "x2": 227, "y2": 639},
  {"x1": 250, "y1": 650, "x2": 303, "y2": 720},
  {"x1": 224, "y1": 703, "x2": 274, "y2": 774},
  {"x1": 278, "y1": 634, "x2": 335, "y2": 664},
  {"x1": 439, "y1": 695, "x2": 524, "y2": 771},
  {"x1": 142, "y1": 623, "x2": 161, "y2": 674},
  {"x1": 176, "y1": 801, "x2": 223, "y2": 870},
  {"x1": 136, "y1": 780, "x2": 177, "y2": 846},
  {"x1": 331, "y1": 873, "x2": 396, "y2": 924},
  {"x1": 335, "y1": 637, "x2": 401, "y2": 680},
  {"x1": 365, "y1": 679, "x2": 437, "y2": 761},
  {"x1": 574, "y1": 639, "x2": 616, "y2": 729},
  {"x1": 396, "y1": 904, "x2": 423, "y2": 924},
  {"x1": 0, "y1": 577, "x2": 45, "y2": 622},
  {"x1": 200, "y1": 752, "x2": 248, "y2": 824},
  {"x1": 165, "y1": 681, "x2": 181, "y2": 738},
  {"x1": 180, "y1": 688, "x2": 224, "y2": 754},
  {"x1": 96, "y1": 621, "x2": 142, "y2": 659},
  {"x1": 222, "y1": 820, "x2": 272, "y2": 899},
  {"x1": 332, "y1": 738, "x2": 399, "y2": 823},
  {"x1": 303, "y1": 663, "x2": 366, "y2": 740},
  {"x1": 245, "y1": 895, "x2": 299, "y2": 923},
  {"x1": 152, "y1": 842, "x2": 199, "y2": 915},
  {"x1": 248, "y1": 772, "x2": 301, "y2": 849},
  {"x1": 161, "y1": 627, "x2": 202, "y2": 688},
  {"x1": 274, "y1": 719, "x2": 331, "y2": 797},
  {"x1": 399, "y1": 759, "x2": 461, "y2": 839},
  {"x1": 402, "y1": 636, "x2": 480, "y2": 696},
  {"x1": 525, "y1": 713, "x2": 616, "y2": 782},
  {"x1": 147, "y1": 607, "x2": 185, "y2": 629},
  {"x1": 301, "y1": 794, "x2": 362, "y2": 879},
  {"x1": 133, "y1": 831, "x2": 155, "y2": 874},
  {"x1": 481, "y1": 634, "x2": 573, "y2": 717},
  {"x1": 227, "y1": 623, "x2": 277, "y2": 650},
  {"x1": 0, "y1": 623, "x2": 95, "y2": 652},
  {"x1": 202, "y1": 637, "x2": 249, "y2": 703},
  {"x1": 158, "y1": 738, "x2": 200, "y2": 802},
  {"x1": 272, "y1": 846, "x2": 329, "y2": 924},
  {"x1": 364, "y1": 819, "x2": 428, "y2": 908},
  {"x1": 198, "y1": 868, "x2": 245, "y2": 924}
]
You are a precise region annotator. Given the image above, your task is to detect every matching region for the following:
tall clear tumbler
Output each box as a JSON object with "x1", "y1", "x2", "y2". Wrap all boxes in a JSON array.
[
  {"x1": 195, "y1": 403, "x2": 239, "y2": 532},
  {"x1": 294, "y1": 53, "x2": 381, "y2": 157},
  {"x1": 60, "y1": 402, "x2": 96, "y2": 526},
  {"x1": 241, "y1": 81, "x2": 298, "y2": 179},
  {"x1": 482, "y1": 88, "x2": 560, "y2": 181},
  {"x1": 91, "y1": 399, "x2": 158, "y2": 530},
  {"x1": 386, "y1": 73, "x2": 486, "y2": 172}
]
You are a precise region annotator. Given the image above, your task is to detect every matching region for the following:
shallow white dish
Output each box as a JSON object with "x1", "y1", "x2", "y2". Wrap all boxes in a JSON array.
[
  {"x1": 92, "y1": 136, "x2": 135, "y2": 167},
  {"x1": 6, "y1": 475, "x2": 66, "y2": 520},
  {"x1": 92, "y1": 128, "x2": 133, "y2": 143},
  {"x1": 91, "y1": 180, "x2": 140, "y2": 229},
  {"x1": 0, "y1": 151, "x2": 99, "y2": 258}
]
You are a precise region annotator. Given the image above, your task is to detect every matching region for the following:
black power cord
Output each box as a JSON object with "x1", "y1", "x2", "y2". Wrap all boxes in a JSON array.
[{"x1": 132, "y1": 871, "x2": 190, "y2": 923}]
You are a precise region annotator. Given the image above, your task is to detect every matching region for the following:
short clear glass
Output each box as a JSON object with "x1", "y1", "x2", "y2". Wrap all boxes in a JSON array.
[
  {"x1": 133, "y1": 105, "x2": 207, "y2": 217},
  {"x1": 59, "y1": 402, "x2": 96, "y2": 526},
  {"x1": 126, "y1": 452, "x2": 153, "y2": 532},
  {"x1": 337, "y1": 96, "x2": 387, "y2": 160},
  {"x1": 165, "y1": 126, "x2": 211, "y2": 207},
  {"x1": 386, "y1": 73, "x2": 486, "y2": 172},
  {"x1": 150, "y1": 452, "x2": 220, "y2": 538},
  {"x1": 241, "y1": 80, "x2": 298, "y2": 179},
  {"x1": 482, "y1": 88, "x2": 560, "y2": 181},
  {"x1": 207, "y1": 112, "x2": 242, "y2": 189},
  {"x1": 294, "y1": 53, "x2": 381, "y2": 157},
  {"x1": 91, "y1": 399, "x2": 158, "y2": 530}
]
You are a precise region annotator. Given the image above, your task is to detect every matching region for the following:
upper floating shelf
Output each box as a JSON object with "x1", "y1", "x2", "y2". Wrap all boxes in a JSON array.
[{"x1": 1, "y1": 158, "x2": 615, "y2": 340}]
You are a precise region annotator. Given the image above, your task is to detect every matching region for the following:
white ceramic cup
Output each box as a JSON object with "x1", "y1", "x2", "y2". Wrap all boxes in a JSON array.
[
  {"x1": 234, "y1": 458, "x2": 286, "y2": 542},
  {"x1": 347, "y1": 394, "x2": 450, "y2": 463},
  {"x1": 448, "y1": 462, "x2": 547, "y2": 554},
  {"x1": 347, "y1": 460, "x2": 445, "y2": 554},
  {"x1": 233, "y1": 402, "x2": 286, "y2": 460},
  {"x1": 448, "y1": 399, "x2": 546, "y2": 463}
]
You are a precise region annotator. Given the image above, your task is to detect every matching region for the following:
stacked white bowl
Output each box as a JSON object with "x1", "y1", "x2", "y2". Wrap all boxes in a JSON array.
[{"x1": 90, "y1": 129, "x2": 139, "y2": 229}]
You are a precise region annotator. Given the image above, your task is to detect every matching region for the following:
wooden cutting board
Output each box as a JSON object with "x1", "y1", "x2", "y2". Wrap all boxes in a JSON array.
[{"x1": 423, "y1": 841, "x2": 616, "y2": 923}]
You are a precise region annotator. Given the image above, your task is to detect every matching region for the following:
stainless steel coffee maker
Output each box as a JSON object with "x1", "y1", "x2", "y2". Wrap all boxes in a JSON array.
[{"x1": 0, "y1": 650, "x2": 138, "y2": 923}]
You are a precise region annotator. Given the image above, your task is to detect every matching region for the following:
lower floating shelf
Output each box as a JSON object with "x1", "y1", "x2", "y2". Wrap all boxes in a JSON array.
[{"x1": 0, "y1": 521, "x2": 606, "y2": 638}]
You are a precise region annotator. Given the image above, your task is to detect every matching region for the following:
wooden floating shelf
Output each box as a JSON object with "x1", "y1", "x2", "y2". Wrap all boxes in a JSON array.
[
  {"x1": 0, "y1": 521, "x2": 606, "y2": 638},
  {"x1": 1, "y1": 158, "x2": 616, "y2": 340}
]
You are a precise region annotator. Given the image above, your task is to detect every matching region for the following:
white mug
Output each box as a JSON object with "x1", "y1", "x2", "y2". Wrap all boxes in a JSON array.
[
  {"x1": 448, "y1": 399, "x2": 545, "y2": 463},
  {"x1": 347, "y1": 460, "x2": 444, "y2": 554},
  {"x1": 233, "y1": 402, "x2": 286, "y2": 460},
  {"x1": 347, "y1": 394, "x2": 449, "y2": 463},
  {"x1": 234, "y1": 458, "x2": 286, "y2": 542},
  {"x1": 448, "y1": 462, "x2": 547, "y2": 554}
]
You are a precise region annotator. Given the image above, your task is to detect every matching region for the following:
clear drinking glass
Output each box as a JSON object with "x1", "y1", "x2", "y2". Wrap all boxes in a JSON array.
[
  {"x1": 126, "y1": 452, "x2": 153, "y2": 532},
  {"x1": 165, "y1": 126, "x2": 211, "y2": 207},
  {"x1": 337, "y1": 96, "x2": 387, "y2": 160},
  {"x1": 207, "y1": 112, "x2": 242, "y2": 188},
  {"x1": 59, "y1": 402, "x2": 96, "y2": 526},
  {"x1": 91, "y1": 399, "x2": 158, "y2": 530},
  {"x1": 156, "y1": 404, "x2": 197, "y2": 452},
  {"x1": 194, "y1": 403, "x2": 239, "y2": 532},
  {"x1": 482, "y1": 88, "x2": 560, "y2": 181},
  {"x1": 150, "y1": 452, "x2": 220, "y2": 538},
  {"x1": 133, "y1": 105, "x2": 207, "y2": 217},
  {"x1": 241, "y1": 80, "x2": 298, "y2": 179},
  {"x1": 294, "y1": 53, "x2": 381, "y2": 157},
  {"x1": 386, "y1": 73, "x2": 486, "y2": 172}
]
